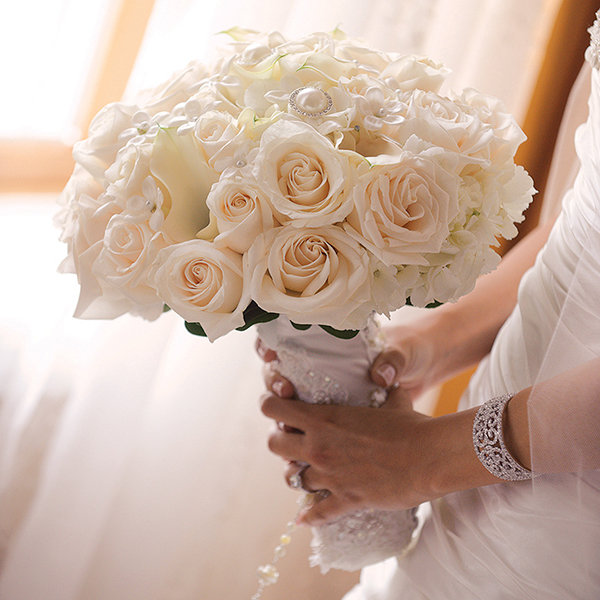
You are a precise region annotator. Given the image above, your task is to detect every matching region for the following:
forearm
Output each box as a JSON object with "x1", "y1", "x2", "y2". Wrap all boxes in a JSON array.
[{"x1": 424, "y1": 356, "x2": 600, "y2": 497}]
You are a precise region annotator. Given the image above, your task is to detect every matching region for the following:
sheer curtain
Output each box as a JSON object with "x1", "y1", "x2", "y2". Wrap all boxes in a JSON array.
[{"x1": 0, "y1": 2, "x2": 560, "y2": 599}]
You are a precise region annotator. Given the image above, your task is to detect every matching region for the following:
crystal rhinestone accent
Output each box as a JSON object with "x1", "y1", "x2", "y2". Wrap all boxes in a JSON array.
[
  {"x1": 472, "y1": 394, "x2": 535, "y2": 481},
  {"x1": 289, "y1": 472, "x2": 302, "y2": 489},
  {"x1": 586, "y1": 10, "x2": 600, "y2": 70},
  {"x1": 289, "y1": 86, "x2": 333, "y2": 117}
]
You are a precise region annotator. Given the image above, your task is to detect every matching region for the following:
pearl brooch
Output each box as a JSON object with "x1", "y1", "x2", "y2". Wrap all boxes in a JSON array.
[{"x1": 288, "y1": 86, "x2": 333, "y2": 117}]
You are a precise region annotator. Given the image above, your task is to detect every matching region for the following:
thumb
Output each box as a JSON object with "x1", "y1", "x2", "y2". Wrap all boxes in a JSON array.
[
  {"x1": 370, "y1": 349, "x2": 407, "y2": 388},
  {"x1": 297, "y1": 493, "x2": 350, "y2": 527}
]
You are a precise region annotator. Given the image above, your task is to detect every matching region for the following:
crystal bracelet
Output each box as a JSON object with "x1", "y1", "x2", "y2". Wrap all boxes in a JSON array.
[{"x1": 472, "y1": 394, "x2": 535, "y2": 481}]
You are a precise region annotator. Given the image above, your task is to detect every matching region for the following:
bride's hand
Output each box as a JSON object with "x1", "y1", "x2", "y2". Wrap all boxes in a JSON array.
[
  {"x1": 260, "y1": 386, "x2": 437, "y2": 525},
  {"x1": 256, "y1": 330, "x2": 495, "y2": 525}
]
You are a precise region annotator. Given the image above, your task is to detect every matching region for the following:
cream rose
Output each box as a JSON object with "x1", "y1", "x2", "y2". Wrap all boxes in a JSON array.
[
  {"x1": 455, "y1": 88, "x2": 526, "y2": 163},
  {"x1": 92, "y1": 215, "x2": 166, "y2": 319},
  {"x1": 381, "y1": 56, "x2": 449, "y2": 93},
  {"x1": 193, "y1": 110, "x2": 239, "y2": 162},
  {"x1": 402, "y1": 89, "x2": 485, "y2": 153},
  {"x1": 151, "y1": 240, "x2": 247, "y2": 341},
  {"x1": 105, "y1": 142, "x2": 153, "y2": 200},
  {"x1": 254, "y1": 119, "x2": 355, "y2": 227},
  {"x1": 345, "y1": 150, "x2": 460, "y2": 266},
  {"x1": 73, "y1": 103, "x2": 137, "y2": 182},
  {"x1": 246, "y1": 224, "x2": 372, "y2": 329},
  {"x1": 207, "y1": 174, "x2": 275, "y2": 253}
]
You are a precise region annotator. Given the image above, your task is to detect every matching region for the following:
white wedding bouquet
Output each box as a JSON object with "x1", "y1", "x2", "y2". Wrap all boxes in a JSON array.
[{"x1": 57, "y1": 28, "x2": 534, "y2": 341}]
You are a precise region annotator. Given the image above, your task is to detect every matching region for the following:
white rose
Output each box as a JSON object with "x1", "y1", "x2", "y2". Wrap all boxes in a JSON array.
[
  {"x1": 381, "y1": 56, "x2": 450, "y2": 93},
  {"x1": 455, "y1": 88, "x2": 526, "y2": 162},
  {"x1": 207, "y1": 173, "x2": 275, "y2": 253},
  {"x1": 345, "y1": 150, "x2": 460, "y2": 266},
  {"x1": 105, "y1": 141, "x2": 153, "y2": 201},
  {"x1": 192, "y1": 110, "x2": 244, "y2": 168},
  {"x1": 246, "y1": 224, "x2": 372, "y2": 329},
  {"x1": 184, "y1": 81, "x2": 242, "y2": 120},
  {"x1": 403, "y1": 90, "x2": 487, "y2": 152},
  {"x1": 57, "y1": 165, "x2": 108, "y2": 273},
  {"x1": 152, "y1": 240, "x2": 247, "y2": 341},
  {"x1": 73, "y1": 103, "x2": 137, "y2": 182},
  {"x1": 254, "y1": 119, "x2": 355, "y2": 227},
  {"x1": 91, "y1": 215, "x2": 166, "y2": 319}
]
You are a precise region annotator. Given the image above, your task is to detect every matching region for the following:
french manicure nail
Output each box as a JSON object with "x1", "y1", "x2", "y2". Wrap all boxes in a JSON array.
[
  {"x1": 273, "y1": 380, "x2": 285, "y2": 397},
  {"x1": 375, "y1": 363, "x2": 396, "y2": 387}
]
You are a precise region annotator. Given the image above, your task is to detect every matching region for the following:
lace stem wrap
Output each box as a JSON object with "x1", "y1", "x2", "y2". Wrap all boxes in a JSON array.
[{"x1": 257, "y1": 316, "x2": 418, "y2": 572}]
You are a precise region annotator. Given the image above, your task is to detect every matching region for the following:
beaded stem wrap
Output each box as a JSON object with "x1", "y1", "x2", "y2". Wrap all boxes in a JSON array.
[{"x1": 472, "y1": 394, "x2": 535, "y2": 481}]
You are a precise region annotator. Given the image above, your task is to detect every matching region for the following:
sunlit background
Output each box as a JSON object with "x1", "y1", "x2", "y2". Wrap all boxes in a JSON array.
[{"x1": 0, "y1": 1, "x2": 596, "y2": 599}]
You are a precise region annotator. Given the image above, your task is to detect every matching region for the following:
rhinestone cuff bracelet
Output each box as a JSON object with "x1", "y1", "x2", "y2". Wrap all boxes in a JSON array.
[{"x1": 473, "y1": 394, "x2": 534, "y2": 481}]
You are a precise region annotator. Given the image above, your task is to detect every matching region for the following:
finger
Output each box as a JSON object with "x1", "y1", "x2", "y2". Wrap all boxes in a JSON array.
[
  {"x1": 370, "y1": 349, "x2": 406, "y2": 388},
  {"x1": 263, "y1": 363, "x2": 294, "y2": 398},
  {"x1": 267, "y1": 427, "x2": 306, "y2": 462},
  {"x1": 297, "y1": 493, "x2": 351, "y2": 526},
  {"x1": 284, "y1": 463, "x2": 327, "y2": 493},
  {"x1": 261, "y1": 393, "x2": 319, "y2": 430},
  {"x1": 255, "y1": 337, "x2": 278, "y2": 363},
  {"x1": 384, "y1": 384, "x2": 413, "y2": 411},
  {"x1": 284, "y1": 461, "x2": 309, "y2": 490}
]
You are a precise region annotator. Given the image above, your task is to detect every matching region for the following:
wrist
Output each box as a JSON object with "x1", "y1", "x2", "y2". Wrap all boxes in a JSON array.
[
  {"x1": 503, "y1": 390, "x2": 532, "y2": 470},
  {"x1": 421, "y1": 408, "x2": 496, "y2": 499}
]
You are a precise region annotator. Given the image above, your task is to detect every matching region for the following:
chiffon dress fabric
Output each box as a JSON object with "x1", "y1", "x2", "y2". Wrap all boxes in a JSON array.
[{"x1": 344, "y1": 26, "x2": 600, "y2": 600}]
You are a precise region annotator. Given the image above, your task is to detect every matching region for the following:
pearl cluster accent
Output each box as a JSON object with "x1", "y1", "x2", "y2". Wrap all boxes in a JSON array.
[
  {"x1": 288, "y1": 86, "x2": 333, "y2": 117},
  {"x1": 251, "y1": 495, "x2": 317, "y2": 599}
]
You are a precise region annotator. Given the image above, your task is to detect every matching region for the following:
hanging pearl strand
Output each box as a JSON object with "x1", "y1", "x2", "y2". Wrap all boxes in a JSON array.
[{"x1": 251, "y1": 493, "x2": 318, "y2": 599}]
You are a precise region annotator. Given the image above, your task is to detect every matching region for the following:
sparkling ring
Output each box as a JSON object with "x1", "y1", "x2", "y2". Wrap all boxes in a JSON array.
[{"x1": 288, "y1": 463, "x2": 310, "y2": 491}]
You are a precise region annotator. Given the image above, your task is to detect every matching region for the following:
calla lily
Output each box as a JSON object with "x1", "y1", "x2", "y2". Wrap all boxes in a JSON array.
[{"x1": 150, "y1": 128, "x2": 219, "y2": 242}]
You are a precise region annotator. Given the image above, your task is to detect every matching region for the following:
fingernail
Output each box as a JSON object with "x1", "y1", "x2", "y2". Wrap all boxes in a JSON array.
[
  {"x1": 375, "y1": 363, "x2": 396, "y2": 387},
  {"x1": 273, "y1": 380, "x2": 286, "y2": 397}
]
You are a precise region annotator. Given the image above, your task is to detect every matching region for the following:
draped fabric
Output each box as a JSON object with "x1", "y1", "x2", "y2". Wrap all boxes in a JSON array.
[{"x1": 0, "y1": 2, "x2": 567, "y2": 599}]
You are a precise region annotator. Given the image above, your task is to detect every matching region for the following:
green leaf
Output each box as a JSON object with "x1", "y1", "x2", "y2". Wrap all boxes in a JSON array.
[
  {"x1": 425, "y1": 300, "x2": 443, "y2": 309},
  {"x1": 319, "y1": 325, "x2": 360, "y2": 339},
  {"x1": 235, "y1": 301, "x2": 279, "y2": 331},
  {"x1": 185, "y1": 321, "x2": 207, "y2": 337},
  {"x1": 405, "y1": 297, "x2": 443, "y2": 309},
  {"x1": 290, "y1": 322, "x2": 311, "y2": 331},
  {"x1": 162, "y1": 304, "x2": 171, "y2": 313},
  {"x1": 235, "y1": 311, "x2": 279, "y2": 331}
]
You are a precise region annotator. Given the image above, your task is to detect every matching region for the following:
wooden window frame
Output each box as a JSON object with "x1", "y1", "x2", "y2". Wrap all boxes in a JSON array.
[{"x1": 0, "y1": 0, "x2": 155, "y2": 195}]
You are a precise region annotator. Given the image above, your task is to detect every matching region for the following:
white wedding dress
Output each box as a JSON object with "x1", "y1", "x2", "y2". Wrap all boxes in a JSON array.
[{"x1": 344, "y1": 19, "x2": 600, "y2": 600}]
